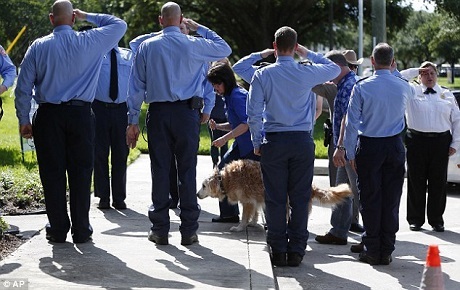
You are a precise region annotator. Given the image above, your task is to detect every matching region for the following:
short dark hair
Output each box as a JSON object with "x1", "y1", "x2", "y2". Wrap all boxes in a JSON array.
[
  {"x1": 207, "y1": 62, "x2": 237, "y2": 96},
  {"x1": 275, "y1": 26, "x2": 297, "y2": 53},
  {"x1": 372, "y1": 43, "x2": 393, "y2": 67},
  {"x1": 325, "y1": 50, "x2": 349, "y2": 67}
]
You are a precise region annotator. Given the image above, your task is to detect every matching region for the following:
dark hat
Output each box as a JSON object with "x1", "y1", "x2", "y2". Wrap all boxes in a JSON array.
[{"x1": 342, "y1": 50, "x2": 363, "y2": 65}]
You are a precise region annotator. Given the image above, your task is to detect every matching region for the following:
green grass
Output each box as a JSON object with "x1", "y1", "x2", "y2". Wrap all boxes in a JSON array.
[{"x1": 437, "y1": 77, "x2": 460, "y2": 89}]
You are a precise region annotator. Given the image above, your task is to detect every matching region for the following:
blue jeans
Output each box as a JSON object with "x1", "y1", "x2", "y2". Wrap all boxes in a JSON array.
[{"x1": 329, "y1": 161, "x2": 357, "y2": 239}]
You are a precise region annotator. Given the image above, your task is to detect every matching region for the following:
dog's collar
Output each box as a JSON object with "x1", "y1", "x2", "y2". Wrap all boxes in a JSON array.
[{"x1": 217, "y1": 173, "x2": 226, "y2": 195}]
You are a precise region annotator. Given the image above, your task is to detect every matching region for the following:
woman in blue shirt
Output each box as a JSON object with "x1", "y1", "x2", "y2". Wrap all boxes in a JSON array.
[{"x1": 207, "y1": 62, "x2": 260, "y2": 223}]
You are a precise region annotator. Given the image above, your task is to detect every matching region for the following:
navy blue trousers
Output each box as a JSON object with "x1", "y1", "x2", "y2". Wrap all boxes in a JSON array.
[
  {"x1": 261, "y1": 131, "x2": 314, "y2": 256},
  {"x1": 356, "y1": 135, "x2": 405, "y2": 258},
  {"x1": 33, "y1": 103, "x2": 94, "y2": 242},
  {"x1": 146, "y1": 101, "x2": 201, "y2": 237},
  {"x1": 92, "y1": 101, "x2": 129, "y2": 203}
]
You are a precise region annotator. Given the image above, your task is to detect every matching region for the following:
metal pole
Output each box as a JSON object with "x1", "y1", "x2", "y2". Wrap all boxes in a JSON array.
[{"x1": 6, "y1": 26, "x2": 27, "y2": 54}]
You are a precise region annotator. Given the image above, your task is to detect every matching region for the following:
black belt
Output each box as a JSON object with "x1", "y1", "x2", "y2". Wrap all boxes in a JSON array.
[
  {"x1": 94, "y1": 100, "x2": 126, "y2": 108},
  {"x1": 409, "y1": 129, "x2": 450, "y2": 138},
  {"x1": 360, "y1": 132, "x2": 402, "y2": 139},
  {"x1": 40, "y1": 100, "x2": 90, "y2": 107},
  {"x1": 266, "y1": 130, "x2": 311, "y2": 136}
]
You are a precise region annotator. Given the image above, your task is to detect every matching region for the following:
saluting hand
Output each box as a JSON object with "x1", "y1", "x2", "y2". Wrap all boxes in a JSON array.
[
  {"x1": 260, "y1": 49, "x2": 275, "y2": 59},
  {"x1": 73, "y1": 9, "x2": 87, "y2": 21},
  {"x1": 126, "y1": 124, "x2": 140, "y2": 149},
  {"x1": 182, "y1": 18, "x2": 199, "y2": 31},
  {"x1": 295, "y1": 44, "x2": 308, "y2": 59}
]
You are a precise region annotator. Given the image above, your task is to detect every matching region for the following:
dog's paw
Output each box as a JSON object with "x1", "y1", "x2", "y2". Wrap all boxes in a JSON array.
[
  {"x1": 248, "y1": 221, "x2": 259, "y2": 227},
  {"x1": 230, "y1": 225, "x2": 245, "y2": 232}
]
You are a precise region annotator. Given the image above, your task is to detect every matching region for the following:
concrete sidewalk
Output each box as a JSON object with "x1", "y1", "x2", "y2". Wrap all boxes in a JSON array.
[
  {"x1": 2, "y1": 156, "x2": 460, "y2": 290},
  {"x1": 0, "y1": 155, "x2": 274, "y2": 289}
]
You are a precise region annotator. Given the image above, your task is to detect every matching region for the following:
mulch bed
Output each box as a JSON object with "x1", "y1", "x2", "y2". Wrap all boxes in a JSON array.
[{"x1": 0, "y1": 233, "x2": 26, "y2": 261}]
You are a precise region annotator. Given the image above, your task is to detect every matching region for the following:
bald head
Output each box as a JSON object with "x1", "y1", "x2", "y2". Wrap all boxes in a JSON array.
[
  {"x1": 159, "y1": 2, "x2": 182, "y2": 27},
  {"x1": 50, "y1": 0, "x2": 75, "y2": 27}
]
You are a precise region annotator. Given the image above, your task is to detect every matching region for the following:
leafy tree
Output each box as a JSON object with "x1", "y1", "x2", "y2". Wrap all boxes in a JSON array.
[
  {"x1": 393, "y1": 11, "x2": 438, "y2": 68},
  {"x1": 121, "y1": 0, "x2": 411, "y2": 63},
  {"x1": 0, "y1": 0, "x2": 53, "y2": 65},
  {"x1": 429, "y1": 15, "x2": 460, "y2": 83},
  {"x1": 430, "y1": 0, "x2": 460, "y2": 20}
]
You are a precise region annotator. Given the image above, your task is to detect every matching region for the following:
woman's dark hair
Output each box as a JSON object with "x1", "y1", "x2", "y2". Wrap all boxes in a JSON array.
[{"x1": 207, "y1": 62, "x2": 237, "y2": 96}]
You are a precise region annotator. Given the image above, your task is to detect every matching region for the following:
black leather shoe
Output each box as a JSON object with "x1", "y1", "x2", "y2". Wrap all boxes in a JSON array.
[
  {"x1": 46, "y1": 234, "x2": 66, "y2": 243},
  {"x1": 271, "y1": 252, "x2": 287, "y2": 267},
  {"x1": 380, "y1": 255, "x2": 392, "y2": 265},
  {"x1": 432, "y1": 225, "x2": 445, "y2": 232},
  {"x1": 212, "y1": 216, "x2": 239, "y2": 223},
  {"x1": 287, "y1": 252, "x2": 303, "y2": 267},
  {"x1": 349, "y1": 223, "x2": 365, "y2": 233},
  {"x1": 148, "y1": 231, "x2": 169, "y2": 245},
  {"x1": 181, "y1": 234, "x2": 198, "y2": 246},
  {"x1": 409, "y1": 224, "x2": 422, "y2": 231},
  {"x1": 315, "y1": 232, "x2": 347, "y2": 245},
  {"x1": 98, "y1": 200, "x2": 110, "y2": 209},
  {"x1": 73, "y1": 236, "x2": 92, "y2": 244},
  {"x1": 359, "y1": 251, "x2": 380, "y2": 265},
  {"x1": 350, "y1": 242, "x2": 365, "y2": 253},
  {"x1": 112, "y1": 201, "x2": 127, "y2": 210}
]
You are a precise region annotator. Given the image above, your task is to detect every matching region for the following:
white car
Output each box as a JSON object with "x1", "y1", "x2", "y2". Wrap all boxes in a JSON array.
[
  {"x1": 447, "y1": 152, "x2": 460, "y2": 183},
  {"x1": 448, "y1": 90, "x2": 460, "y2": 184}
]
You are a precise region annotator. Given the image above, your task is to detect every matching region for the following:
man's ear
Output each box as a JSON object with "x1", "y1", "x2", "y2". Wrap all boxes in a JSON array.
[
  {"x1": 158, "y1": 15, "x2": 163, "y2": 26},
  {"x1": 49, "y1": 13, "x2": 54, "y2": 26}
]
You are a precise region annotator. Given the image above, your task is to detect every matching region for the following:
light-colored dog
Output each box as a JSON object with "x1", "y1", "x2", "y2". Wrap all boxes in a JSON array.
[{"x1": 197, "y1": 159, "x2": 353, "y2": 232}]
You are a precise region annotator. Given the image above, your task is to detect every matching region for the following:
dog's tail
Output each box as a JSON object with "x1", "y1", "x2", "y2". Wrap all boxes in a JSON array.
[{"x1": 311, "y1": 183, "x2": 353, "y2": 205}]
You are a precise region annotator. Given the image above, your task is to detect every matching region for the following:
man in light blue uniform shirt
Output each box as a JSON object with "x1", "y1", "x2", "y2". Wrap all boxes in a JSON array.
[
  {"x1": 126, "y1": 2, "x2": 231, "y2": 246},
  {"x1": 0, "y1": 44, "x2": 16, "y2": 95},
  {"x1": 129, "y1": 22, "x2": 215, "y2": 209},
  {"x1": 340, "y1": 43, "x2": 414, "y2": 265},
  {"x1": 0, "y1": 44, "x2": 16, "y2": 120},
  {"x1": 93, "y1": 46, "x2": 133, "y2": 210},
  {"x1": 14, "y1": 0, "x2": 127, "y2": 244},
  {"x1": 247, "y1": 26, "x2": 340, "y2": 267}
]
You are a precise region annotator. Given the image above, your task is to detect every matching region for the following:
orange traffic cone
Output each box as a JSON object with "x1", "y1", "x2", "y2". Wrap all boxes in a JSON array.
[{"x1": 420, "y1": 245, "x2": 445, "y2": 290}]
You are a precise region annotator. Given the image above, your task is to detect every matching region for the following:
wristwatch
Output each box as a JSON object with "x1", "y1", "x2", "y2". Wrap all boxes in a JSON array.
[{"x1": 337, "y1": 145, "x2": 345, "y2": 151}]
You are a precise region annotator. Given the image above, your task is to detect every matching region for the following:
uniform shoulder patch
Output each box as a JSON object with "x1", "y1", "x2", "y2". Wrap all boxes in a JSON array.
[
  {"x1": 356, "y1": 76, "x2": 370, "y2": 84},
  {"x1": 256, "y1": 61, "x2": 272, "y2": 70},
  {"x1": 299, "y1": 60, "x2": 312, "y2": 65}
]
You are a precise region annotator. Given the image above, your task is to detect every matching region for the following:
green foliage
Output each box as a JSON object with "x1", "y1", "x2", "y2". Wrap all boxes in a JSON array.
[
  {"x1": 0, "y1": 0, "x2": 53, "y2": 66},
  {"x1": 0, "y1": 217, "x2": 8, "y2": 233},
  {"x1": 314, "y1": 114, "x2": 329, "y2": 159},
  {"x1": 429, "y1": 16, "x2": 460, "y2": 67},
  {"x1": 432, "y1": 0, "x2": 460, "y2": 20},
  {"x1": 0, "y1": 167, "x2": 43, "y2": 211},
  {"x1": 394, "y1": 11, "x2": 437, "y2": 68}
]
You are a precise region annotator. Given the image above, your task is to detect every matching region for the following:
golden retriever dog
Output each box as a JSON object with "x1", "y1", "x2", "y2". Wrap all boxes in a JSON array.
[{"x1": 197, "y1": 159, "x2": 352, "y2": 232}]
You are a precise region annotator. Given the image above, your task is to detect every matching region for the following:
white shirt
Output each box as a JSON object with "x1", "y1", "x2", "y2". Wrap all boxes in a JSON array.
[{"x1": 401, "y1": 68, "x2": 460, "y2": 149}]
